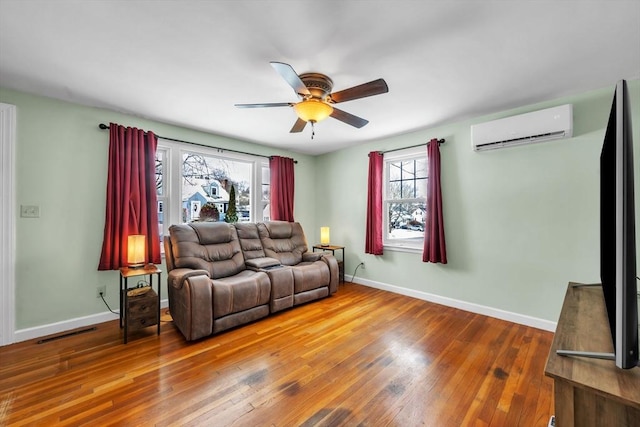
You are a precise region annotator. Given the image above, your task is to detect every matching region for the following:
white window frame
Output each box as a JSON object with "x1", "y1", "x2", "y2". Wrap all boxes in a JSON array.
[
  {"x1": 383, "y1": 146, "x2": 427, "y2": 253},
  {"x1": 156, "y1": 139, "x2": 268, "y2": 256}
]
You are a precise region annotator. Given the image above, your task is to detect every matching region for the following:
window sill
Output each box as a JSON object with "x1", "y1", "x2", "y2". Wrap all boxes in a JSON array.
[{"x1": 383, "y1": 244, "x2": 422, "y2": 254}]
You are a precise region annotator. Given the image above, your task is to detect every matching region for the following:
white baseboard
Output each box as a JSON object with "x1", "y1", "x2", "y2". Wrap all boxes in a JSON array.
[
  {"x1": 11, "y1": 278, "x2": 557, "y2": 344},
  {"x1": 346, "y1": 275, "x2": 557, "y2": 332},
  {"x1": 12, "y1": 299, "x2": 169, "y2": 344}
]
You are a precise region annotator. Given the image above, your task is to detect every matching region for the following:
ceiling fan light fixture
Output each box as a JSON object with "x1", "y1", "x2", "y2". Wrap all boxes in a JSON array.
[{"x1": 294, "y1": 99, "x2": 333, "y2": 123}]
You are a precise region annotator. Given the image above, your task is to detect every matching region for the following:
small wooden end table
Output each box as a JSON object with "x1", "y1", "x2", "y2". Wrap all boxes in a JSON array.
[
  {"x1": 119, "y1": 265, "x2": 161, "y2": 344},
  {"x1": 313, "y1": 245, "x2": 345, "y2": 283}
]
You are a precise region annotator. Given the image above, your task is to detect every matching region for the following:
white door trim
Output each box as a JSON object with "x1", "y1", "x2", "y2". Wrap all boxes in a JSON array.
[{"x1": 0, "y1": 103, "x2": 16, "y2": 346}]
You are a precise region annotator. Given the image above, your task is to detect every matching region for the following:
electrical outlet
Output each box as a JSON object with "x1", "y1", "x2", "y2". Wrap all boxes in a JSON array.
[
  {"x1": 20, "y1": 205, "x2": 40, "y2": 218},
  {"x1": 96, "y1": 286, "x2": 106, "y2": 298},
  {"x1": 359, "y1": 262, "x2": 365, "y2": 269}
]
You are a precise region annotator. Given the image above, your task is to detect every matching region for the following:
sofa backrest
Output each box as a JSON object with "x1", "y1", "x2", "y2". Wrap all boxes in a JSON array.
[
  {"x1": 166, "y1": 222, "x2": 245, "y2": 279},
  {"x1": 234, "y1": 223, "x2": 266, "y2": 260},
  {"x1": 257, "y1": 221, "x2": 308, "y2": 265}
]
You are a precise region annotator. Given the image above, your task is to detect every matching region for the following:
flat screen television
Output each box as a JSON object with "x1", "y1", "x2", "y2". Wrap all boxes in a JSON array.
[
  {"x1": 600, "y1": 79, "x2": 638, "y2": 369},
  {"x1": 557, "y1": 79, "x2": 638, "y2": 369}
]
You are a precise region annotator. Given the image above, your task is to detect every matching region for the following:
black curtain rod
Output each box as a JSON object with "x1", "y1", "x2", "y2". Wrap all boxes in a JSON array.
[
  {"x1": 380, "y1": 138, "x2": 445, "y2": 155},
  {"x1": 98, "y1": 123, "x2": 297, "y2": 163}
]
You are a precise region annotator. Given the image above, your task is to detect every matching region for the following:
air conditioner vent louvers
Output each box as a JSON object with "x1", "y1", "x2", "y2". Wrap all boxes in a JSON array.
[
  {"x1": 475, "y1": 130, "x2": 567, "y2": 150},
  {"x1": 471, "y1": 104, "x2": 573, "y2": 151}
]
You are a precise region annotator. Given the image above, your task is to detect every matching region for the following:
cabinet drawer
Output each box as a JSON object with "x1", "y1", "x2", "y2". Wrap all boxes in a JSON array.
[
  {"x1": 128, "y1": 312, "x2": 158, "y2": 331},
  {"x1": 126, "y1": 289, "x2": 158, "y2": 330}
]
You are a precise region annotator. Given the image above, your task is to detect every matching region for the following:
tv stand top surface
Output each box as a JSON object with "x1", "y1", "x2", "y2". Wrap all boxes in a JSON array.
[{"x1": 545, "y1": 282, "x2": 640, "y2": 408}]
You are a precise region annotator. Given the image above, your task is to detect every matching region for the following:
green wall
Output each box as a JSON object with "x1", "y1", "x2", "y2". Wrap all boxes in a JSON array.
[
  {"x1": 0, "y1": 88, "x2": 317, "y2": 330},
  {"x1": 316, "y1": 79, "x2": 640, "y2": 324},
  {"x1": 2, "y1": 79, "x2": 639, "y2": 334}
]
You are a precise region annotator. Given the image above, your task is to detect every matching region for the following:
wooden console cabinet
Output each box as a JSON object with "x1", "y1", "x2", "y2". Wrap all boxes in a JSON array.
[{"x1": 545, "y1": 282, "x2": 640, "y2": 426}]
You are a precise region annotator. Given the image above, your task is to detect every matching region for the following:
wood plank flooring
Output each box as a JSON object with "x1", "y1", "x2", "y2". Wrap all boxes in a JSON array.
[{"x1": 0, "y1": 283, "x2": 554, "y2": 426}]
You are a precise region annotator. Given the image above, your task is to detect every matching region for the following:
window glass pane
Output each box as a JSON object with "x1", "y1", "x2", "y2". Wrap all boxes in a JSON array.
[
  {"x1": 181, "y1": 152, "x2": 252, "y2": 223},
  {"x1": 155, "y1": 150, "x2": 164, "y2": 196},
  {"x1": 261, "y1": 163, "x2": 270, "y2": 221},
  {"x1": 415, "y1": 177, "x2": 427, "y2": 199},
  {"x1": 415, "y1": 158, "x2": 427, "y2": 179},
  {"x1": 401, "y1": 160, "x2": 415, "y2": 179},
  {"x1": 389, "y1": 181, "x2": 402, "y2": 199},
  {"x1": 155, "y1": 150, "x2": 166, "y2": 252},
  {"x1": 404, "y1": 180, "x2": 416, "y2": 199},
  {"x1": 389, "y1": 162, "x2": 401, "y2": 181},
  {"x1": 387, "y1": 202, "x2": 425, "y2": 240}
]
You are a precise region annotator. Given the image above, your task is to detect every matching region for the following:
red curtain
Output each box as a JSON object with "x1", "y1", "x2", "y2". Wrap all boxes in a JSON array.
[
  {"x1": 423, "y1": 138, "x2": 447, "y2": 263},
  {"x1": 269, "y1": 156, "x2": 295, "y2": 222},
  {"x1": 98, "y1": 123, "x2": 161, "y2": 270},
  {"x1": 365, "y1": 151, "x2": 384, "y2": 255}
]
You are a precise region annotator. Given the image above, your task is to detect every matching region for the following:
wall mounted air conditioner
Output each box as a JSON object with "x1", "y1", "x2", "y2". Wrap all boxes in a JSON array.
[{"x1": 471, "y1": 104, "x2": 573, "y2": 151}]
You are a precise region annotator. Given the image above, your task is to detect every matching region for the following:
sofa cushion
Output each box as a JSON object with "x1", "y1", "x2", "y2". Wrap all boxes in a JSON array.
[
  {"x1": 291, "y1": 261, "x2": 330, "y2": 293},
  {"x1": 257, "y1": 221, "x2": 308, "y2": 265},
  {"x1": 234, "y1": 223, "x2": 266, "y2": 260},
  {"x1": 212, "y1": 270, "x2": 271, "y2": 319},
  {"x1": 168, "y1": 222, "x2": 245, "y2": 279}
]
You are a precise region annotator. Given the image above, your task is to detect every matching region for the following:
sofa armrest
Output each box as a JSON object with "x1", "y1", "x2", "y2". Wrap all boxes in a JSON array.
[
  {"x1": 168, "y1": 268, "x2": 210, "y2": 290},
  {"x1": 302, "y1": 252, "x2": 324, "y2": 262},
  {"x1": 319, "y1": 254, "x2": 339, "y2": 294},
  {"x1": 168, "y1": 272, "x2": 214, "y2": 341},
  {"x1": 245, "y1": 257, "x2": 281, "y2": 271}
]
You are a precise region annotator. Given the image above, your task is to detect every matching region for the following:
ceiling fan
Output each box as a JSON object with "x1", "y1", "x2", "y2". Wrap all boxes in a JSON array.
[{"x1": 235, "y1": 62, "x2": 388, "y2": 137}]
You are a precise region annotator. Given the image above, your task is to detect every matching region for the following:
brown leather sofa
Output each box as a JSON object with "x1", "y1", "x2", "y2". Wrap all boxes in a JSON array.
[{"x1": 164, "y1": 221, "x2": 339, "y2": 341}]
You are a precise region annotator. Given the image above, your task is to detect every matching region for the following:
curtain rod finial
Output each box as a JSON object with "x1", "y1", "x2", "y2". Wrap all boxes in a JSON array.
[{"x1": 99, "y1": 123, "x2": 109, "y2": 130}]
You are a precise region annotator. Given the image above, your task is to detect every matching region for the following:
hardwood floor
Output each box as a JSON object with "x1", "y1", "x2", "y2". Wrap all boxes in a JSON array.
[{"x1": 0, "y1": 284, "x2": 554, "y2": 426}]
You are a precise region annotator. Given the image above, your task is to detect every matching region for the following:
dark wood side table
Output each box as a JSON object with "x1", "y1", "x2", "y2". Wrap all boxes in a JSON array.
[
  {"x1": 313, "y1": 245, "x2": 345, "y2": 283},
  {"x1": 119, "y1": 265, "x2": 161, "y2": 344},
  {"x1": 545, "y1": 282, "x2": 640, "y2": 426}
]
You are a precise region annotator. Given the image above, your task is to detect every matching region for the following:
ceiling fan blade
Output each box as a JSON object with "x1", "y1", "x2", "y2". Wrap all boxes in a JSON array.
[
  {"x1": 270, "y1": 62, "x2": 311, "y2": 97},
  {"x1": 290, "y1": 118, "x2": 307, "y2": 133},
  {"x1": 235, "y1": 102, "x2": 293, "y2": 108},
  {"x1": 330, "y1": 107, "x2": 369, "y2": 128},
  {"x1": 329, "y1": 78, "x2": 389, "y2": 104}
]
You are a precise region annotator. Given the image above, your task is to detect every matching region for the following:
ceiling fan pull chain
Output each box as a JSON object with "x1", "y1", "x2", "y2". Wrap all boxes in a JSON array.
[{"x1": 311, "y1": 121, "x2": 315, "y2": 139}]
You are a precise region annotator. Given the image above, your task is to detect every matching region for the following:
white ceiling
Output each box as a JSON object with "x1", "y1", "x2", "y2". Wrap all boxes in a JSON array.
[{"x1": 1, "y1": 1, "x2": 639, "y2": 155}]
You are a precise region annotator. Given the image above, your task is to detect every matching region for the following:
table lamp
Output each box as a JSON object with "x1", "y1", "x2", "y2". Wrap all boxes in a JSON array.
[
  {"x1": 127, "y1": 234, "x2": 146, "y2": 268},
  {"x1": 320, "y1": 227, "x2": 330, "y2": 246}
]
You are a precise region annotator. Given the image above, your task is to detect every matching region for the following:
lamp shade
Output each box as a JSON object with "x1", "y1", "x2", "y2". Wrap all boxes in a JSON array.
[
  {"x1": 320, "y1": 227, "x2": 330, "y2": 246},
  {"x1": 294, "y1": 99, "x2": 334, "y2": 123},
  {"x1": 127, "y1": 234, "x2": 146, "y2": 268}
]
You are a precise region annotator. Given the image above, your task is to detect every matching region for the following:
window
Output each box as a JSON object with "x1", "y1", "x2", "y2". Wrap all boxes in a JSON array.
[
  {"x1": 154, "y1": 139, "x2": 269, "y2": 254},
  {"x1": 155, "y1": 148, "x2": 167, "y2": 251},
  {"x1": 383, "y1": 147, "x2": 427, "y2": 251}
]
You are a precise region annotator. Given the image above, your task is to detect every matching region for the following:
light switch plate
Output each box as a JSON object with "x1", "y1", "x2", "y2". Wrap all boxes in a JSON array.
[{"x1": 20, "y1": 205, "x2": 40, "y2": 218}]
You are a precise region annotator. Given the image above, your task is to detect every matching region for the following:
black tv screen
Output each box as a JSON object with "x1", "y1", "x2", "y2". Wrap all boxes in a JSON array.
[{"x1": 600, "y1": 79, "x2": 638, "y2": 369}]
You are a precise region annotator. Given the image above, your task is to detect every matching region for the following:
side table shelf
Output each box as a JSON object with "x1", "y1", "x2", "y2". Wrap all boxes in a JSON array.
[
  {"x1": 312, "y1": 245, "x2": 345, "y2": 283},
  {"x1": 119, "y1": 265, "x2": 161, "y2": 344}
]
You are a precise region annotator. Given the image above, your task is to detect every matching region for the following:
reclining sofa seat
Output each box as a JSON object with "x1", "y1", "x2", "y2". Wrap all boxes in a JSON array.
[
  {"x1": 165, "y1": 222, "x2": 271, "y2": 340},
  {"x1": 234, "y1": 222, "x2": 296, "y2": 313},
  {"x1": 165, "y1": 221, "x2": 339, "y2": 341},
  {"x1": 257, "y1": 221, "x2": 339, "y2": 305}
]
